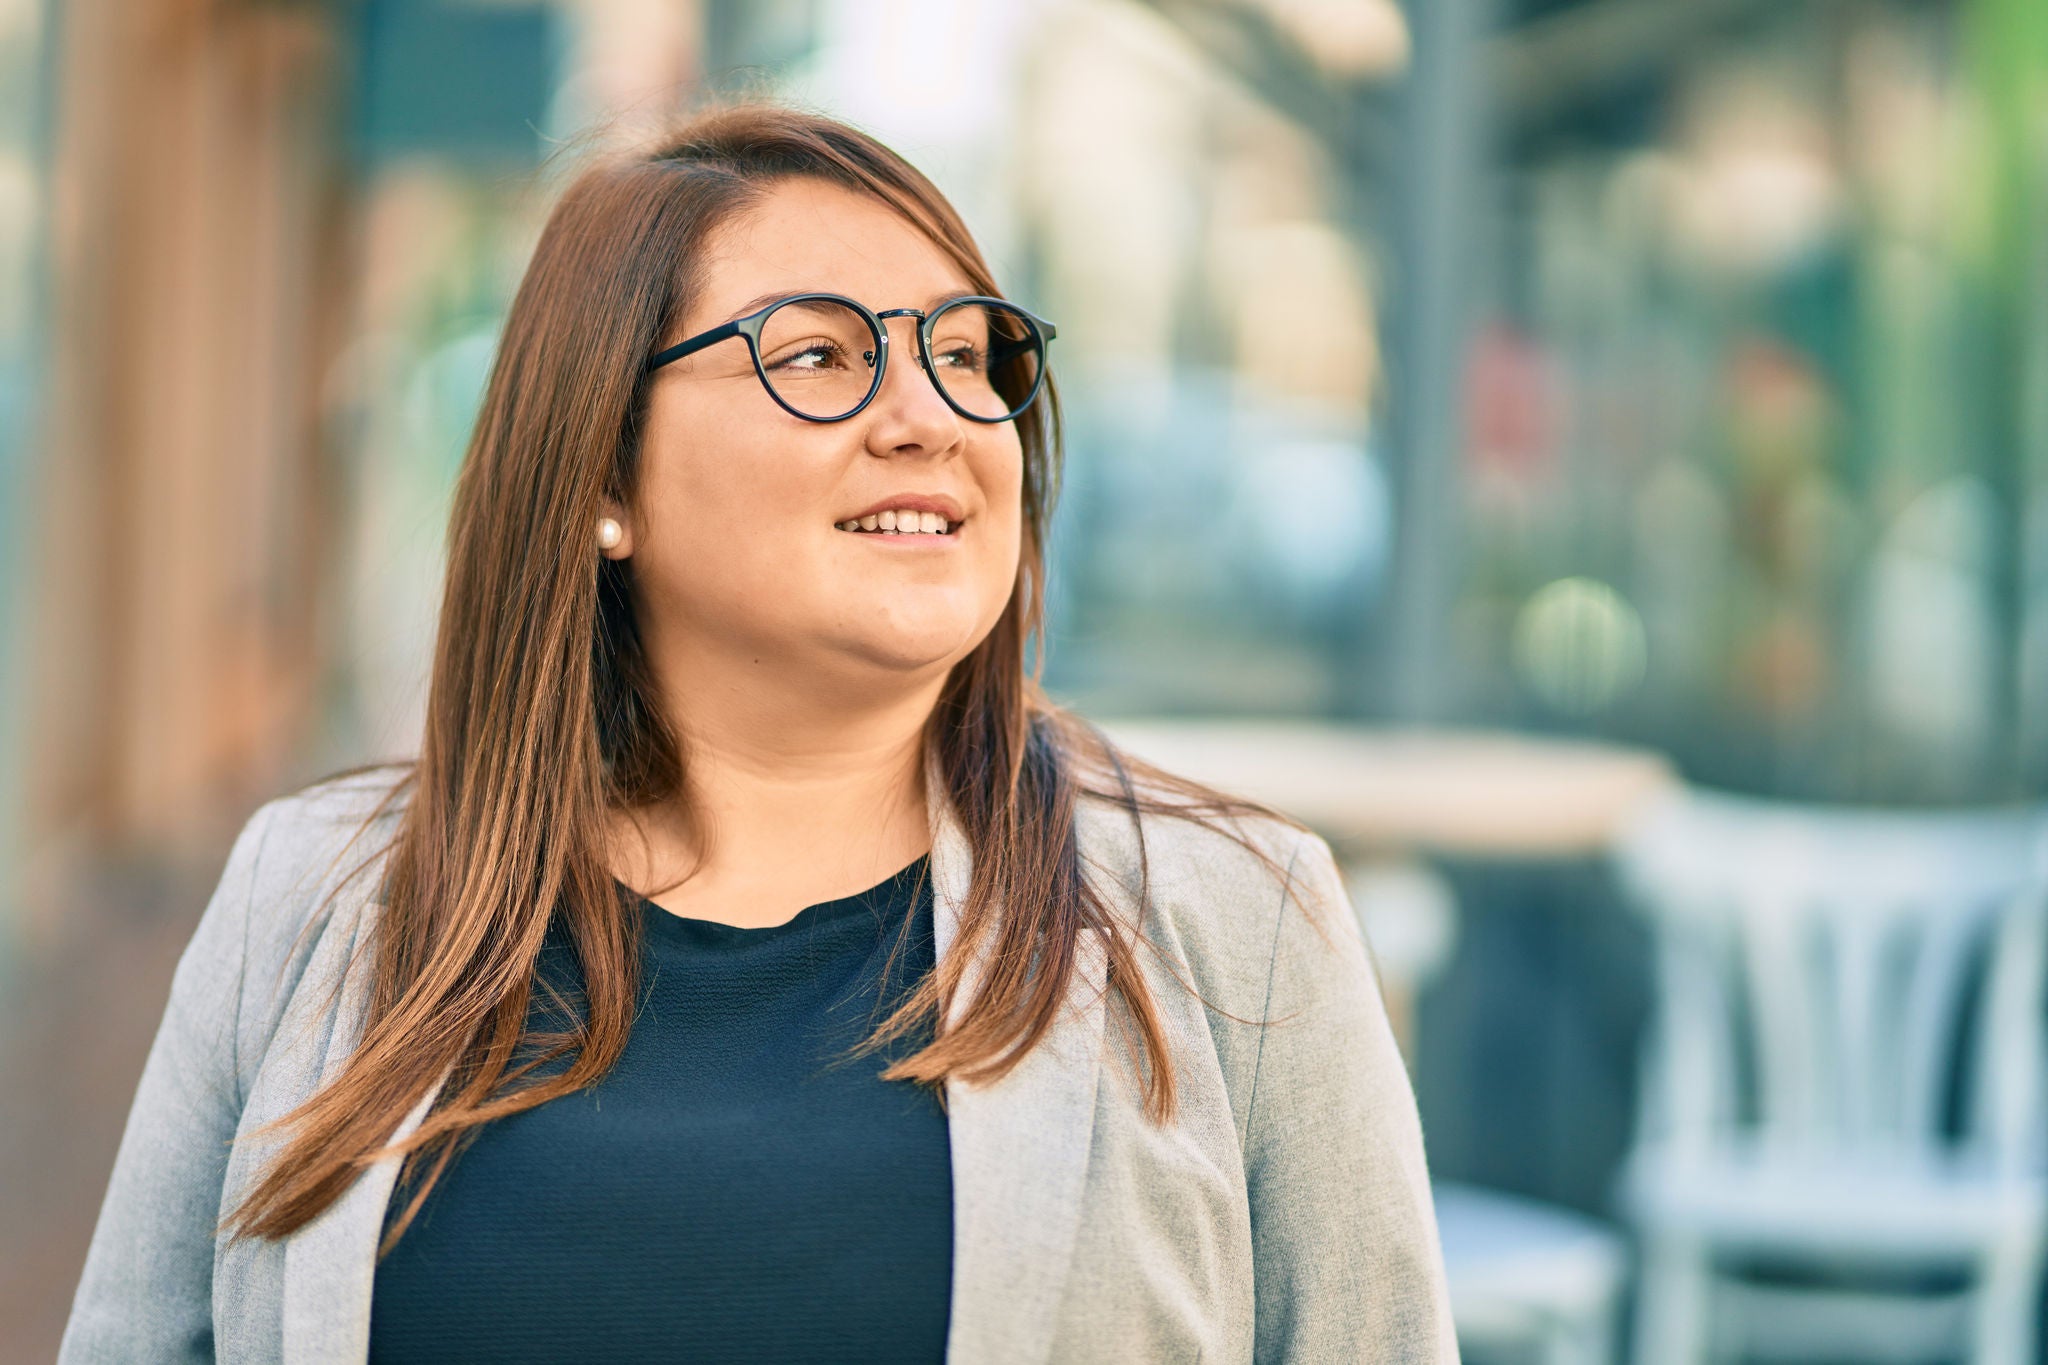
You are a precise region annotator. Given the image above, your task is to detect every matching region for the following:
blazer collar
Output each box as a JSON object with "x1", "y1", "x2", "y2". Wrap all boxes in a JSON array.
[{"x1": 277, "y1": 750, "x2": 1108, "y2": 1365}]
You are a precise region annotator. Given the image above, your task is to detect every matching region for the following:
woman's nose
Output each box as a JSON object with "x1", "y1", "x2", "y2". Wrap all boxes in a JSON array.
[{"x1": 875, "y1": 316, "x2": 955, "y2": 418}]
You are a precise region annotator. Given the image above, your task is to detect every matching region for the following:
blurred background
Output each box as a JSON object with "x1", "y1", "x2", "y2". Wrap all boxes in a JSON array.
[{"x1": 5, "y1": 0, "x2": 2048, "y2": 1360}]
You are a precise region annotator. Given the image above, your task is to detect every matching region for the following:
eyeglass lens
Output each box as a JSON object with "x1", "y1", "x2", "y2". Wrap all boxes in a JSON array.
[{"x1": 756, "y1": 298, "x2": 1042, "y2": 421}]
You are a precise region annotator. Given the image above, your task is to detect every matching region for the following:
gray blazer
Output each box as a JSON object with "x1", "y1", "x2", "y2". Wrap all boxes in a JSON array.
[{"x1": 59, "y1": 753, "x2": 1459, "y2": 1364}]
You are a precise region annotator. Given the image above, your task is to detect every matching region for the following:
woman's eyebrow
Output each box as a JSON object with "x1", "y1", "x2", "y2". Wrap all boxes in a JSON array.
[{"x1": 714, "y1": 286, "x2": 979, "y2": 326}]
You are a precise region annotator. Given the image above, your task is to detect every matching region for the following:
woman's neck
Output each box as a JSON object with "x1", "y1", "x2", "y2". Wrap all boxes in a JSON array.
[{"x1": 606, "y1": 708, "x2": 936, "y2": 928}]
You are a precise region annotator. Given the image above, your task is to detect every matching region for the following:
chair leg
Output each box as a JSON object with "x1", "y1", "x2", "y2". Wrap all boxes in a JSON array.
[
  {"x1": 1633, "y1": 1235, "x2": 1711, "y2": 1365},
  {"x1": 1971, "y1": 1242, "x2": 2043, "y2": 1365}
]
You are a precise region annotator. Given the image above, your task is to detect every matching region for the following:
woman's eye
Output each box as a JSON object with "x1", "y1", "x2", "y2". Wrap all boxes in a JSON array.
[
  {"x1": 768, "y1": 341, "x2": 844, "y2": 371},
  {"x1": 935, "y1": 344, "x2": 984, "y2": 372}
]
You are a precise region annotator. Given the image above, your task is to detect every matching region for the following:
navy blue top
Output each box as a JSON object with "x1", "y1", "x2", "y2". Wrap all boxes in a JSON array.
[{"x1": 367, "y1": 853, "x2": 954, "y2": 1364}]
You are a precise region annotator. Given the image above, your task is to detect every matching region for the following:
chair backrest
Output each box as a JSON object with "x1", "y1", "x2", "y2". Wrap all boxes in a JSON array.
[{"x1": 1611, "y1": 786, "x2": 2048, "y2": 1175}]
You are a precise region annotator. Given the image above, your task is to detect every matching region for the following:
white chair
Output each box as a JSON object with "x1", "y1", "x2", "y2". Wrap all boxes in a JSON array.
[
  {"x1": 1435, "y1": 1181, "x2": 1628, "y2": 1365},
  {"x1": 1344, "y1": 857, "x2": 1629, "y2": 1365},
  {"x1": 1611, "y1": 787, "x2": 2048, "y2": 1365}
]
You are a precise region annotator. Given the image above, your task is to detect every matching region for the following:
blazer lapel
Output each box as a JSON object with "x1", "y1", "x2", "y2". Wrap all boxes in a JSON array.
[
  {"x1": 925, "y1": 750, "x2": 1109, "y2": 1365},
  {"x1": 279, "y1": 895, "x2": 447, "y2": 1365},
  {"x1": 277, "y1": 754, "x2": 1108, "y2": 1365}
]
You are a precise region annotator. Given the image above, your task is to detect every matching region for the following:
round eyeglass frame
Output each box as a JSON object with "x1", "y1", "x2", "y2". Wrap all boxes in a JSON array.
[{"x1": 641, "y1": 291, "x2": 1058, "y2": 425}]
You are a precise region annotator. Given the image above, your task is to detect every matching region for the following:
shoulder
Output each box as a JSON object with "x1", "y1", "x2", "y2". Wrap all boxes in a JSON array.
[
  {"x1": 258, "y1": 762, "x2": 415, "y2": 838},
  {"x1": 1073, "y1": 773, "x2": 1344, "y2": 979},
  {"x1": 236, "y1": 766, "x2": 412, "y2": 913},
  {"x1": 228, "y1": 765, "x2": 414, "y2": 1007},
  {"x1": 148, "y1": 765, "x2": 417, "y2": 1103},
  {"x1": 1069, "y1": 769, "x2": 1381, "y2": 1131}
]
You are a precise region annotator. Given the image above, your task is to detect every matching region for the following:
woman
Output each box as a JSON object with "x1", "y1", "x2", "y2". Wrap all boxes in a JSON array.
[{"x1": 59, "y1": 100, "x2": 1457, "y2": 1364}]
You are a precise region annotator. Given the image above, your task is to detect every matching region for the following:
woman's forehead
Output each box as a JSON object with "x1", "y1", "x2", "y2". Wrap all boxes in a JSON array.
[{"x1": 688, "y1": 179, "x2": 975, "y2": 329}]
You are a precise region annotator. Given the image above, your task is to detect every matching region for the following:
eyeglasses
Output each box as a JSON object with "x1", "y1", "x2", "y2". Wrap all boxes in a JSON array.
[{"x1": 642, "y1": 292, "x2": 1057, "y2": 424}]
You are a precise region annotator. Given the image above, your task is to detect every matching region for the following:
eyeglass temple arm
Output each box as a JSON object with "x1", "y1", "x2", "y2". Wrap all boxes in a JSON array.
[
  {"x1": 988, "y1": 321, "x2": 1055, "y2": 369},
  {"x1": 646, "y1": 320, "x2": 743, "y2": 374}
]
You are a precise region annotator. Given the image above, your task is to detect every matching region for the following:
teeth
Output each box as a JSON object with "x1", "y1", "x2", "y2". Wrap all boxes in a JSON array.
[{"x1": 837, "y1": 508, "x2": 954, "y2": 535}]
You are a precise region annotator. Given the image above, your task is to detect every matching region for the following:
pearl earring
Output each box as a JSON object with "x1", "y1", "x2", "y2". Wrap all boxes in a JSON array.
[{"x1": 596, "y1": 517, "x2": 624, "y2": 551}]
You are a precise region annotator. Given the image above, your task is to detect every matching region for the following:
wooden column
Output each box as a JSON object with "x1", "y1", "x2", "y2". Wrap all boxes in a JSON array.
[{"x1": 23, "y1": 0, "x2": 348, "y2": 931}]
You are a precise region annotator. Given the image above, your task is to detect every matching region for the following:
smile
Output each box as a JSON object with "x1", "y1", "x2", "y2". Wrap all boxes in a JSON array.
[{"x1": 835, "y1": 507, "x2": 963, "y2": 541}]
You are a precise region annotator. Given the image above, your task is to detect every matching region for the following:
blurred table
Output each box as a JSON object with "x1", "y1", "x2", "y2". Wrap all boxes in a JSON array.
[{"x1": 1095, "y1": 719, "x2": 1680, "y2": 860}]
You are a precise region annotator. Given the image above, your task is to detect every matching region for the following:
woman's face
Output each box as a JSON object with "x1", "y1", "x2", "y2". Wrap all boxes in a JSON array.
[{"x1": 619, "y1": 176, "x2": 1025, "y2": 696}]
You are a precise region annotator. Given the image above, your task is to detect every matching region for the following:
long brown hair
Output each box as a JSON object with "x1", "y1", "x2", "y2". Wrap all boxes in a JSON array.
[{"x1": 223, "y1": 98, "x2": 1325, "y2": 1257}]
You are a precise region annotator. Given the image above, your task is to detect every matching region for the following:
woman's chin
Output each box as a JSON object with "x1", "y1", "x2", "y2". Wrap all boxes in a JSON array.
[{"x1": 829, "y1": 620, "x2": 985, "y2": 676}]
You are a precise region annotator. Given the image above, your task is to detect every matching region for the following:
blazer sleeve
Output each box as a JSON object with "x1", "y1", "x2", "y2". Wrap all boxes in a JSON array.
[
  {"x1": 1244, "y1": 827, "x2": 1460, "y2": 1364},
  {"x1": 57, "y1": 799, "x2": 281, "y2": 1364}
]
